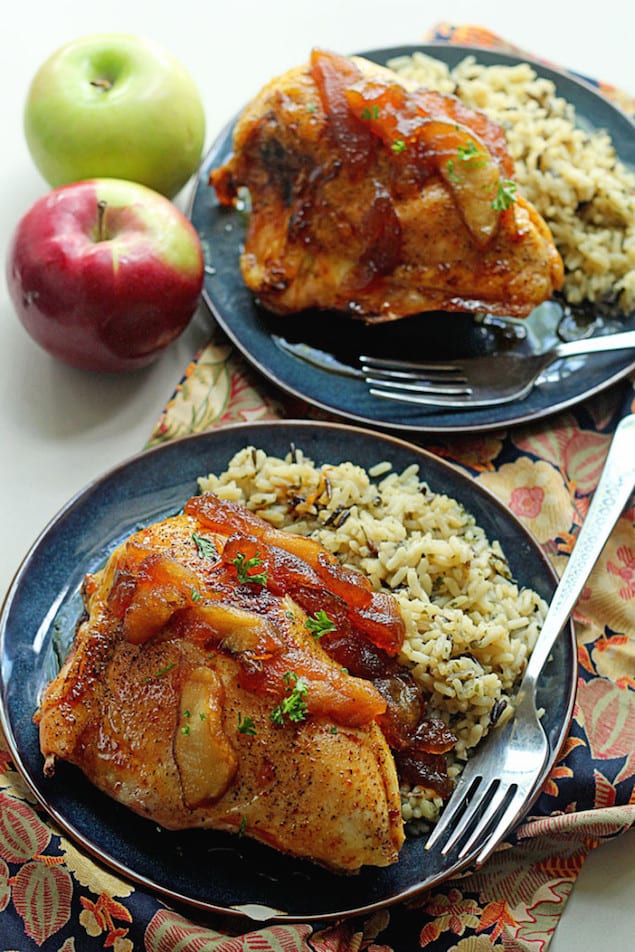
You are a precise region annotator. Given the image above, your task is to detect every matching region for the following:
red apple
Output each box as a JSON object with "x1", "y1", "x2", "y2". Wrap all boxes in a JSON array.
[{"x1": 6, "y1": 178, "x2": 204, "y2": 372}]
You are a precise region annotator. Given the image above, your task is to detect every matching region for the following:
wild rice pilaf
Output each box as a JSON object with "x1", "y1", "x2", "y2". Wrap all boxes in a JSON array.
[
  {"x1": 198, "y1": 447, "x2": 546, "y2": 825},
  {"x1": 388, "y1": 51, "x2": 635, "y2": 314}
]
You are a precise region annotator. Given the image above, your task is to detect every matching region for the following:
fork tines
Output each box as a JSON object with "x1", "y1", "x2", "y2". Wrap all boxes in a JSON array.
[
  {"x1": 359, "y1": 354, "x2": 473, "y2": 399},
  {"x1": 425, "y1": 777, "x2": 522, "y2": 865}
]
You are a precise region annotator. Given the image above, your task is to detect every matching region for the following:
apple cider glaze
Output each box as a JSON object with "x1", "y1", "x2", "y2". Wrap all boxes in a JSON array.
[
  {"x1": 35, "y1": 494, "x2": 456, "y2": 872},
  {"x1": 211, "y1": 49, "x2": 563, "y2": 323}
]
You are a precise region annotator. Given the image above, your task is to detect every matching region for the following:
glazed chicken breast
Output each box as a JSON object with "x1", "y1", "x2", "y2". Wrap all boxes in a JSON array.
[
  {"x1": 211, "y1": 49, "x2": 564, "y2": 322},
  {"x1": 35, "y1": 494, "x2": 456, "y2": 872}
]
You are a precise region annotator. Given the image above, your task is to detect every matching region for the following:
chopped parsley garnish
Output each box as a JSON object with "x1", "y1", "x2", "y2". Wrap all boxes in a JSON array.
[
  {"x1": 270, "y1": 672, "x2": 309, "y2": 725},
  {"x1": 237, "y1": 712, "x2": 257, "y2": 735},
  {"x1": 238, "y1": 816, "x2": 247, "y2": 836},
  {"x1": 447, "y1": 141, "x2": 491, "y2": 183},
  {"x1": 391, "y1": 138, "x2": 407, "y2": 154},
  {"x1": 190, "y1": 587, "x2": 201, "y2": 602},
  {"x1": 231, "y1": 551, "x2": 268, "y2": 586},
  {"x1": 192, "y1": 532, "x2": 218, "y2": 559},
  {"x1": 181, "y1": 724, "x2": 190, "y2": 736},
  {"x1": 304, "y1": 609, "x2": 336, "y2": 639},
  {"x1": 360, "y1": 104, "x2": 380, "y2": 120},
  {"x1": 457, "y1": 140, "x2": 484, "y2": 162},
  {"x1": 283, "y1": 670, "x2": 301, "y2": 688},
  {"x1": 446, "y1": 158, "x2": 461, "y2": 183},
  {"x1": 144, "y1": 662, "x2": 176, "y2": 682},
  {"x1": 492, "y1": 179, "x2": 518, "y2": 211}
]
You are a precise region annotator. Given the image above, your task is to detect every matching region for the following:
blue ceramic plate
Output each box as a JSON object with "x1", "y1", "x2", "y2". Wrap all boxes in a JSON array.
[
  {"x1": 189, "y1": 44, "x2": 635, "y2": 434},
  {"x1": 0, "y1": 422, "x2": 576, "y2": 921}
]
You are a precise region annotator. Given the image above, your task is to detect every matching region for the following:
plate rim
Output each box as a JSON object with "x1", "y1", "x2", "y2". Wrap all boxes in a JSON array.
[
  {"x1": 0, "y1": 419, "x2": 578, "y2": 922},
  {"x1": 187, "y1": 42, "x2": 635, "y2": 435}
]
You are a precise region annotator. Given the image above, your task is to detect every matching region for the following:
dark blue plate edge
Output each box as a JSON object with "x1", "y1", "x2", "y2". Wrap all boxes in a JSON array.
[
  {"x1": 186, "y1": 44, "x2": 635, "y2": 435},
  {"x1": 0, "y1": 419, "x2": 577, "y2": 922}
]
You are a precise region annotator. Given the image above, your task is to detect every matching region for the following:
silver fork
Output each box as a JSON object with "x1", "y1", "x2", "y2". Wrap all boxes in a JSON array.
[
  {"x1": 362, "y1": 329, "x2": 635, "y2": 408},
  {"x1": 425, "y1": 413, "x2": 635, "y2": 866}
]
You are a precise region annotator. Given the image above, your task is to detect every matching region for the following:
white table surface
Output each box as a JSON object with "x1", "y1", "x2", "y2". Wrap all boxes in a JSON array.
[{"x1": 2, "y1": 1, "x2": 633, "y2": 946}]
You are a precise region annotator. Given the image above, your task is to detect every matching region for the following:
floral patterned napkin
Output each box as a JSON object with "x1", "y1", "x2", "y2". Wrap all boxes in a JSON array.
[{"x1": 2, "y1": 23, "x2": 634, "y2": 951}]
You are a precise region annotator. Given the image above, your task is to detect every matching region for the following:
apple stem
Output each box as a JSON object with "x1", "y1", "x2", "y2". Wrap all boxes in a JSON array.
[
  {"x1": 90, "y1": 78, "x2": 113, "y2": 91},
  {"x1": 97, "y1": 200, "x2": 108, "y2": 242}
]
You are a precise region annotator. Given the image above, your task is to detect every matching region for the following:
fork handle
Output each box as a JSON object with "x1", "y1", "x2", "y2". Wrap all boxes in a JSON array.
[
  {"x1": 554, "y1": 329, "x2": 635, "y2": 359},
  {"x1": 523, "y1": 414, "x2": 635, "y2": 686}
]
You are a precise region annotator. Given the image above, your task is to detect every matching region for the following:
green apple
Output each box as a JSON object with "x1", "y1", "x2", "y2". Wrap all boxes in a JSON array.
[{"x1": 24, "y1": 33, "x2": 206, "y2": 199}]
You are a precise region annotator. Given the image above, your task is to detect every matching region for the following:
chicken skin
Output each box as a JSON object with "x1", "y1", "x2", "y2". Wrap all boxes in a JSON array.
[
  {"x1": 35, "y1": 494, "x2": 456, "y2": 872},
  {"x1": 211, "y1": 49, "x2": 564, "y2": 322}
]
